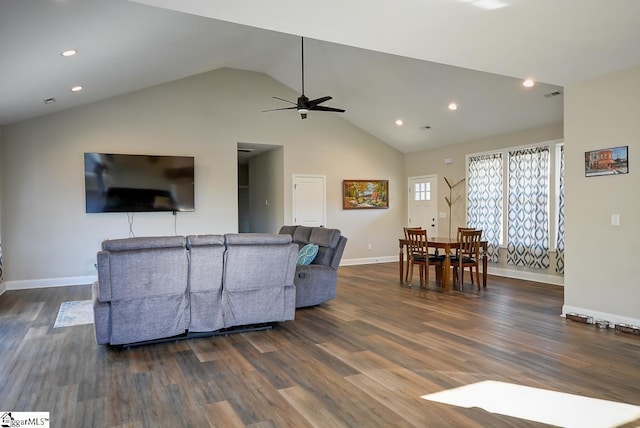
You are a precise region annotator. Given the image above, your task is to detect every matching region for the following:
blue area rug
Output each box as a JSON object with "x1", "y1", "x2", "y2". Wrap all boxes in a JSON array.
[{"x1": 54, "y1": 300, "x2": 93, "y2": 328}]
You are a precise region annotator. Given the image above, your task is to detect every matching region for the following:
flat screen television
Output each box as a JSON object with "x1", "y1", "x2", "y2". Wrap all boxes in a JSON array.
[{"x1": 84, "y1": 153, "x2": 195, "y2": 213}]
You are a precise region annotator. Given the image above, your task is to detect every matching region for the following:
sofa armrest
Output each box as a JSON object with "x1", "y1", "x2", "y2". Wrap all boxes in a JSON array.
[
  {"x1": 329, "y1": 236, "x2": 348, "y2": 270},
  {"x1": 96, "y1": 250, "x2": 111, "y2": 302}
]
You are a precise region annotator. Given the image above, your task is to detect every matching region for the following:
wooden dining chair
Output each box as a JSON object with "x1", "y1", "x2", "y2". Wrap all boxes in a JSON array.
[
  {"x1": 403, "y1": 227, "x2": 422, "y2": 282},
  {"x1": 406, "y1": 229, "x2": 443, "y2": 287},
  {"x1": 451, "y1": 229, "x2": 483, "y2": 291},
  {"x1": 450, "y1": 226, "x2": 475, "y2": 280}
]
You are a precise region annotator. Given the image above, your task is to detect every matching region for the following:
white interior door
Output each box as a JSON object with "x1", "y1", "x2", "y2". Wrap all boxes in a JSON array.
[
  {"x1": 408, "y1": 175, "x2": 439, "y2": 237},
  {"x1": 292, "y1": 174, "x2": 326, "y2": 227}
]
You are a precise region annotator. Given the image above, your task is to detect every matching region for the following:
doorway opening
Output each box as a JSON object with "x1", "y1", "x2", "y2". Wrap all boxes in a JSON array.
[{"x1": 237, "y1": 142, "x2": 283, "y2": 233}]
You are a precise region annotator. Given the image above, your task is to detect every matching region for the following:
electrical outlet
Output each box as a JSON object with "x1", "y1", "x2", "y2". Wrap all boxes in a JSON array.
[{"x1": 367, "y1": 243, "x2": 373, "y2": 250}]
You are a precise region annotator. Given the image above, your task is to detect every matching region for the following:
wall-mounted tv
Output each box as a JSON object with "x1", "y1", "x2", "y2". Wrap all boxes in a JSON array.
[{"x1": 84, "y1": 153, "x2": 195, "y2": 213}]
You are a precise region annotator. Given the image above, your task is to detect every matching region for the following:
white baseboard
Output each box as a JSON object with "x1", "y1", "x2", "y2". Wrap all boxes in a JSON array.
[
  {"x1": 487, "y1": 266, "x2": 564, "y2": 286},
  {"x1": 562, "y1": 304, "x2": 640, "y2": 328},
  {"x1": 341, "y1": 257, "x2": 564, "y2": 286},
  {"x1": 0, "y1": 281, "x2": 6, "y2": 296},
  {"x1": 5, "y1": 275, "x2": 96, "y2": 290},
  {"x1": 341, "y1": 256, "x2": 397, "y2": 266}
]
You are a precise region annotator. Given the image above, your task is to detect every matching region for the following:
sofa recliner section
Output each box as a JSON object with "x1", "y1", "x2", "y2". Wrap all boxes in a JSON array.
[
  {"x1": 92, "y1": 233, "x2": 297, "y2": 346},
  {"x1": 222, "y1": 233, "x2": 297, "y2": 326},
  {"x1": 279, "y1": 225, "x2": 347, "y2": 308},
  {"x1": 93, "y1": 236, "x2": 190, "y2": 345}
]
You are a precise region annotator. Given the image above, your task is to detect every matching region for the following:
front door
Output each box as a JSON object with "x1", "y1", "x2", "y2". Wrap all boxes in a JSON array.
[{"x1": 408, "y1": 175, "x2": 438, "y2": 237}]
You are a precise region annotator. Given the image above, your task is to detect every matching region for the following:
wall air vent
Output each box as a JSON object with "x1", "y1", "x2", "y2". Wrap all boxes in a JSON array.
[
  {"x1": 237, "y1": 148, "x2": 255, "y2": 153},
  {"x1": 544, "y1": 90, "x2": 562, "y2": 98}
]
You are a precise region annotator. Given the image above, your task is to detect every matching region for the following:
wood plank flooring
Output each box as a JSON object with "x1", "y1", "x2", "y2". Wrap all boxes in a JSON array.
[{"x1": 1, "y1": 263, "x2": 640, "y2": 427}]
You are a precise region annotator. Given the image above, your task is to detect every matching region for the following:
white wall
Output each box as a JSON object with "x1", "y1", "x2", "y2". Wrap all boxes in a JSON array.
[
  {"x1": 1, "y1": 68, "x2": 404, "y2": 287},
  {"x1": 564, "y1": 64, "x2": 640, "y2": 325}
]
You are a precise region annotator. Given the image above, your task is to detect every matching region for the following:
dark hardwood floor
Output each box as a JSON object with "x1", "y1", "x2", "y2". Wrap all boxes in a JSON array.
[{"x1": 1, "y1": 263, "x2": 639, "y2": 427}]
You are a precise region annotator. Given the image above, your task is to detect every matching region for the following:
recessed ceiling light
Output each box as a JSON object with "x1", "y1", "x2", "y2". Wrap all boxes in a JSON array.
[
  {"x1": 395, "y1": 119, "x2": 403, "y2": 126},
  {"x1": 448, "y1": 103, "x2": 458, "y2": 111},
  {"x1": 61, "y1": 49, "x2": 77, "y2": 57},
  {"x1": 523, "y1": 79, "x2": 535, "y2": 88},
  {"x1": 71, "y1": 86, "x2": 83, "y2": 92},
  {"x1": 471, "y1": 0, "x2": 508, "y2": 10}
]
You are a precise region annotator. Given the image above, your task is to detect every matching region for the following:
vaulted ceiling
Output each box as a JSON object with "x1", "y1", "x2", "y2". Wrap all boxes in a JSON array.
[{"x1": 2, "y1": 0, "x2": 639, "y2": 152}]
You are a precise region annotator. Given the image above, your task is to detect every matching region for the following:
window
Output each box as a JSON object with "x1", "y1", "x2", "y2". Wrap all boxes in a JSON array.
[
  {"x1": 414, "y1": 182, "x2": 431, "y2": 201},
  {"x1": 466, "y1": 141, "x2": 563, "y2": 270}
]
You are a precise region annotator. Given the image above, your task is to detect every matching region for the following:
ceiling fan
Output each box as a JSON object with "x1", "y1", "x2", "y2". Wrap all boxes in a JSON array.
[{"x1": 263, "y1": 37, "x2": 345, "y2": 119}]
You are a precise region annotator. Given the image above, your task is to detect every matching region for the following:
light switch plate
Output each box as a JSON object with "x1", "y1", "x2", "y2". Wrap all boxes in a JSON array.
[{"x1": 611, "y1": 213, "x2": 620, "y2": 226}]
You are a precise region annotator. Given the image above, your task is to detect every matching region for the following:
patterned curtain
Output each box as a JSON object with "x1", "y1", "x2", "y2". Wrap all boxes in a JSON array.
[
  {"x1": 467, "y1": 153, "x2": 502, "y2": 262},
  {"x1": 555, "y1": 145, "x2": 565, "y2": 273},
  {"x1": 507, "y1": 146, "x2": 550, "y2": 269}
]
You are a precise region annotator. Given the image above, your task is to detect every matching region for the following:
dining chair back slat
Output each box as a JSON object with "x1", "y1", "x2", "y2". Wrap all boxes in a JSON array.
[{"x1": 406, "y1": 229, "x2": 443, "y2": 287}]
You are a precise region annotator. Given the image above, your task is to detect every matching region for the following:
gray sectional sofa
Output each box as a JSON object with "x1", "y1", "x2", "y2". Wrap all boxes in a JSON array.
[
  {"x1": 279, "y1": 225, "x2": 348, "y2": 308},
  {"x1": 92, "y1": 233, "x2": 297, "y2": 346}
]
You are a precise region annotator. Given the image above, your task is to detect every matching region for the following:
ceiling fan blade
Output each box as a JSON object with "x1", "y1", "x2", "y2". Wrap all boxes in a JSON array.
[
  {"x1": 262, "y1": 106, "x2": 298, "y2": 112},
  {"x1": 264, "y1": 37, "x2": 344, "y2": 118},
  {"x1": 307, "y1": 95, "x2": 332, "y2": 108},
  {"x1": 273, "y1": 96, "x2": 297, "y2": 106},
  {"x1": 309, "y1": 105, "x2": 346, "y2": 113}
]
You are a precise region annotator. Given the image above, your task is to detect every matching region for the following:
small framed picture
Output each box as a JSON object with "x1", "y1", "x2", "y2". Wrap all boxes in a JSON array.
[
  {"x1": 343, "y1": 180, "x2": 389, "y2": 209},
  {"x1": 585, "y1": 145, "x2": 628, "y2": 177}
]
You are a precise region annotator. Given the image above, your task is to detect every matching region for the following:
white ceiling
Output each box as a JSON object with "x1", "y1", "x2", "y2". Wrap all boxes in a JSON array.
[{"x1": 2, "y1": 0, "x2": 639, "y2": 153}]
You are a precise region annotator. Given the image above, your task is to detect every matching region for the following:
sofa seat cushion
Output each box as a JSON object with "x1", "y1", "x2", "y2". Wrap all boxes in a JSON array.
[{"x1": 297, "y1": 244, "x2": 319, "y2": 265}]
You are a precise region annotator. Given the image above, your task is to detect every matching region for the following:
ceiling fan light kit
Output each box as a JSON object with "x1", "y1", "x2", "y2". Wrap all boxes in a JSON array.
[{"x1": 263, "y1": 37, "x2": 345, "y2": 119}]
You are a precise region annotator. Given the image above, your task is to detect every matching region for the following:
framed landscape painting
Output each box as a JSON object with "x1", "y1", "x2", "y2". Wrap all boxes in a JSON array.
[
  {"x1": 585, "y1": 145, "x2": 628, "y2": 177},
  {"x1": 343, "y1": 180, "x2": 389, "y2": 209}
]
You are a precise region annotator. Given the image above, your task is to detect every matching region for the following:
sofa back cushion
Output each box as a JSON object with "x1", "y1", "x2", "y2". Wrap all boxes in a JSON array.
[
  {"x1": 292, "y1": 226, "x2": 313, "y2": 244},
  {"x1": 222, "y1": 233, "x2": 297, "y2": 326},
  {"x1": 100, "y1": 236, "x2": 188, "y2": 301},
  {"x1": 185, "y1": 234, "x2": 225, "y2": 293},
  {"x1": 309, "y1": 228, "x2": 341, "y2": 266},
  {"x1": 186, "y1": 234, "x2": 225, "y2": 332},
  {"x1": 224, "y1": 233, "x2": 296, "y2": 289}
]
